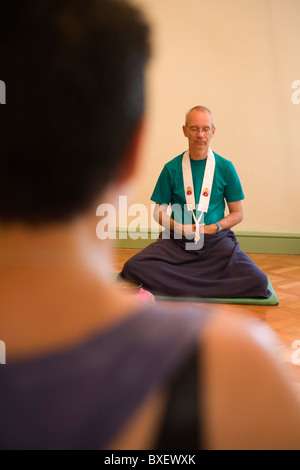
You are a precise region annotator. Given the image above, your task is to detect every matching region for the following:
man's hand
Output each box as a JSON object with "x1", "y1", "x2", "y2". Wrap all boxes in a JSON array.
[
  {"x1": 183, "y1": 224, "x2": 205, "y2": 237},
  {"x1": 204, "y1": 223, "x2": 219, "y2": 234},
  {"x1": 182, "y1": 224, "x2": 196, "y2": 237}
]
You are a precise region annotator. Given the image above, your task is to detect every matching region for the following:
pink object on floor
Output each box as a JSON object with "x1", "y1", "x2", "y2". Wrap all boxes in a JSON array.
[{"x1": 134, "y1": 288, "x2": 156, "y2": 304}]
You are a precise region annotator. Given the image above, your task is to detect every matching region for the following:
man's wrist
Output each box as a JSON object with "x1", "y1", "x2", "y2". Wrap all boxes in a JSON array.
[{"x1": 215, "y1": 222, "x2": 223, "y2": 233}]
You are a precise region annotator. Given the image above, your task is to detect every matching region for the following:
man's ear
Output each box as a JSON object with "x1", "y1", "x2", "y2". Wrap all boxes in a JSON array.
[
  {"x1": 115, "y1": 117, "x2": 145, "y2": 186},
  {"x1": 182, "y1": 125, "x2": 188, "y2": 138}
]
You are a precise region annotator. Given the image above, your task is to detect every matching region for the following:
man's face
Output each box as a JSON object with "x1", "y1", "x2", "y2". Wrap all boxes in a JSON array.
[{"x1": 183, "y1": 110, "x2": 215, "y2": 154}]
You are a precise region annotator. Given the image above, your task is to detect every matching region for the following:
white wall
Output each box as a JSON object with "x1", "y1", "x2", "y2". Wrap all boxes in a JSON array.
[{"x1": 128, "y1": 0, "x2": 300, "y2": 233}]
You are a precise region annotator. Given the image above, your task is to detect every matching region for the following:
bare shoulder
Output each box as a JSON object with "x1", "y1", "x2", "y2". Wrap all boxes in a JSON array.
[{"x1": 200, "y1": 309, "x2": 300, "y2": 450}]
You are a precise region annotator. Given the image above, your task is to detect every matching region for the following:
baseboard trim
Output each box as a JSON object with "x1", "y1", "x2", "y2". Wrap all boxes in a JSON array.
[
  {"x1": 234, "y1": 231, "x2": 300, "y2": 254},
  {"x1": 114, "y1": 229, "x2": 300, "y2": 254}
]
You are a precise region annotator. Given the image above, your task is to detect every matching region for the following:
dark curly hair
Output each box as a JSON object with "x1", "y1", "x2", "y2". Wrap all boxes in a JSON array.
[{"x1": 0, "y1": 0, "x2": 150, "y2": 224}]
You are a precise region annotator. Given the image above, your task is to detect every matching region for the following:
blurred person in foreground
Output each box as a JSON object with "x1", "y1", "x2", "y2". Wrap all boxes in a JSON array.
[{"x1": 0, "y1": 0, "x2": 300, "y2": 451}]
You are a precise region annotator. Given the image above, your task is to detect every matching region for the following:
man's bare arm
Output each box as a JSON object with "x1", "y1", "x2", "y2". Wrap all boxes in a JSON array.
[
  {"x1": 204, "y1": 200, "x2": 244, "y2": 234},
  {"x1": 153, "y1": 204, "x2": 181, "y2": 234}
]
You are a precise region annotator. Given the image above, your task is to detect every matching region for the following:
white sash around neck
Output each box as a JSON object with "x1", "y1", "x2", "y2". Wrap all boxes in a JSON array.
[{"x1": 182, "y1": 148, "x2": 215, "y2": 242}]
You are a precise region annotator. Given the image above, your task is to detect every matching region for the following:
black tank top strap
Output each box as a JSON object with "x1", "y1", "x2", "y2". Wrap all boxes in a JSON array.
[{"x1": 155, "y1": 345, "x2": 201, "y2": 450}]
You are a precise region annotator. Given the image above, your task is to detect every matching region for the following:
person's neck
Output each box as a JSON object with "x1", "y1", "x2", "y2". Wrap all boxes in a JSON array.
[
  {"x1": 0, "y1": 216, "x2": 141, "y2": 361},
  {"x1": 189, "y1": 147, "x2": 208, "y2": 161},
  {"x1": 0, "y1": 217, "x2": 111, "y2": 277}
]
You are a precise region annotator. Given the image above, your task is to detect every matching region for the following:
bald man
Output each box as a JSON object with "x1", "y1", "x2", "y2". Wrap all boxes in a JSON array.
[{"x1": 120, "y1": 106, "x2": 271, "y2": 299}]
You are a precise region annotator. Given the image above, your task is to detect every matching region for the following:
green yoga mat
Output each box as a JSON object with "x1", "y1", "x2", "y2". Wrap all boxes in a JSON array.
[
  {"x1": 115, "y1": 275, "x2": 279, "y2": 306},
  {"x1": 155, "y1": 277, "x2": 279, "y2": 305}
]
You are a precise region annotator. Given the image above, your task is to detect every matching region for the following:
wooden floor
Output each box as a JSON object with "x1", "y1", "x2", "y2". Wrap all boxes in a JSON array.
[{"x1": 112, "y1": 249, "x2": 300, "y2": 395}]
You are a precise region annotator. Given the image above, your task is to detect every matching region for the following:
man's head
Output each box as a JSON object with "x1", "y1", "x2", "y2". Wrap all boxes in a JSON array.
[
  {"x1": 0, "y1": 0, "x2": 150, "y2": 225},
  {"x1": 183, "y1": 106, "x2": 216, "y2": 158}
]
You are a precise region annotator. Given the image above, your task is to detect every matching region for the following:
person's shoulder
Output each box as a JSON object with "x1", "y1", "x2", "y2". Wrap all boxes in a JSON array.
[
  {"x1": 213, "y1": 151, "x2": 233, "y2": 168},
  {"x1": 198, "y1": 308, "x2": 284, "y2": 395},
  {"x1": 213, "y1": 151, "x2": 240, "y2": 180},
  {"x1": 164, "y1": 152, "x2": 186, "y2": 171},
  {"x1": 201, "y1": 309, "x2": 300, "y2": 449},
  {"x1": 202, "y1": 309, "x2": 280, "y2": 354}
]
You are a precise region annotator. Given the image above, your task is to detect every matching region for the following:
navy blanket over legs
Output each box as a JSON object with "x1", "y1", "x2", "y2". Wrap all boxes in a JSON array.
[{"x1": 120, "y1": 230, "x2": 271, "y2": 299}]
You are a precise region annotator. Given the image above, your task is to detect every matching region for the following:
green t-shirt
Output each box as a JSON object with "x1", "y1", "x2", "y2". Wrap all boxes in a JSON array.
[{"x1": 151, "y1": 151, "x2": 245, "y2": 226}]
